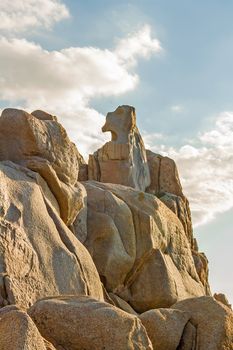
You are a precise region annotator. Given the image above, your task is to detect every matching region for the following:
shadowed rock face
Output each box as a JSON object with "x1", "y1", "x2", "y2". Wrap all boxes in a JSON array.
[{"x1": 88, "y1": 105, "x2": 151, "y2": 191}]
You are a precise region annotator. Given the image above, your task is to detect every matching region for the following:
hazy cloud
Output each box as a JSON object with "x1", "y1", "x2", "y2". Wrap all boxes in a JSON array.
[
  {"x1": 170, "y1": 105, "x2": 184, "y2": 113},
  {"x1": 145, "y1": 112, "x2": 233, "y2": 227},
  {"x1": 0, "y1": 0, "x2": 69, "y2": 33}
]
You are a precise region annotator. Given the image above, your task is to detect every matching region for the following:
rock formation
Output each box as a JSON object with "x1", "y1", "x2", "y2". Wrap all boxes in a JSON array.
[
  {"x1": 83, "y1": 181, "x2": 205, "y2": 312},
  {"x1": 0, "y1": 105, "x2": 231, "y2": 349},
  {"x1": 88, "y1": 105, "x2": 151, "y2": 191},
  {"x1": 172, "y1": 296, "x2": 233, "y2": 349},
  {"x1": 29, "y1": 296, "x2": 153, "y2": 350}
]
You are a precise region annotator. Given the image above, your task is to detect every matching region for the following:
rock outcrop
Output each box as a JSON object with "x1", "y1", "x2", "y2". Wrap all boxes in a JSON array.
[
  {"x1": 84, "y1": 181, "x2": 205, "y2": 312},
  {"x1": 88, "y1": 105, "x2": 150, "y2": 191},
  {"x1": 146, "y1": 150, "x2": 193, "y2": 243},
  {"x1": 0, "y1": 108, "x2": 82, "y2": 226},
  {"x1": 0, "y1": 160, "x2": 103, "y2": 308},
  {"x1": 145, "y1": 150, "x2": 211, "y2": 295},
  {"x1": 0, "y1": 105, "x2": 230, "y2": 349},
  {"x1": 0, "y1": 108, "x2": 104, "y2": 308}
]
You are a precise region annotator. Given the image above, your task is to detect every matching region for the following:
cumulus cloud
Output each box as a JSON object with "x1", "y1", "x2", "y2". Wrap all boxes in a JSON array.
[
  {"x1": 145, "y1": 112, "x2": 233, "y2": 227},
  {"x1": 0, "y1": 24, "x2": 161, "y2": 156},
  {"x1": 0, "y1": 37, "x2": 138, "y2": 103},
  {"x1": 0, "y1": 0, "x2": 69, "y2": 33},
  {"x1": 115, "y1": 25, "x2": 162, "y2": 67},
  {"x1": 0, "y1": 1, "x2": 231, "y2": 229}
]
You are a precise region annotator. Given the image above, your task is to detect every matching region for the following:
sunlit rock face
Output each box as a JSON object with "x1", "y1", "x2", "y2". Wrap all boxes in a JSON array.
[
  {"x1": 83, "y1": 180, "x2": 206, "y2": 313},
  {"x1": 88, "y1": 105, "x2": 151, "y2": 192},
  {"x1": 145, "y1": 149, "x2": 211, "y2": 295},
  {"x1": 0, "y1": 108, "x2": 103, "y2": 309},
  {"x1": 85, "y1": 105, "x2": 210, "y2": 306},
  {"x1": 0, "y1": 105, "x2": 230, "y2": 349},
  {"x1": 0, "y1": 108, "x2": 82, "y2": 226}
]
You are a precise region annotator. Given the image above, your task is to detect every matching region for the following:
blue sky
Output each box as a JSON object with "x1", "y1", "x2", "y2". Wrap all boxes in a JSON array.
[
  {"x1": 34, "y1": 0, "x2": 233, "y2": 141},
  {"x1": 0, "y1": 0, "x2": 232, "y2": 302}
]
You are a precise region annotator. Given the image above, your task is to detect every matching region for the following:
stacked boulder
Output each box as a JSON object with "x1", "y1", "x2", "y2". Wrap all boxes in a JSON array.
[{"x1": 0, "y1": 106, "x2": 231, "y2": 349}]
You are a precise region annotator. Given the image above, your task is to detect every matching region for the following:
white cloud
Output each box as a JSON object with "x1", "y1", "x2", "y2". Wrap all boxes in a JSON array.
[
  {"x1": 145, "y1": 112, "x2": 233, "y2": 227},
  {"x1": 0, "y1": 25, "x2": 161, "y2": 156},
  {"x1": 143, "y1": 132, "x2": 165, "y2": 149},
  {"x1": 0, "y1": 0, "x2": 69, "y2": 33},
  {"x1": 0, "y1": 37, "x2": 137, "y2": 103},
  {"x1": 0, "y1": 4, "x2": 231, "y2": 229},
  {"x1": 115, "y1": 25, "x2": 162, "y2": 67}
]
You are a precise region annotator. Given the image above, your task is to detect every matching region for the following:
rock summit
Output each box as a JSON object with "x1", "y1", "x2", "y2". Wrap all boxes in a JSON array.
[{"x1": 0, "y1": 105, "x2": 231, "y2": 349}]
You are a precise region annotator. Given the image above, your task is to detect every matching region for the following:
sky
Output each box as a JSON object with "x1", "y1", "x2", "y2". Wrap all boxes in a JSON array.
[{"x1": 0, "y1": 0, "x2": 232, "y2": 302}]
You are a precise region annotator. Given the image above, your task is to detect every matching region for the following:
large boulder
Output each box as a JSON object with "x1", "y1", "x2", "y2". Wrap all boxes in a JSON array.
[
  {"x1": 0, "y1": 109, "x2": 78, "y2": 185},
  {"x1": 84, "y1": 181, "x2": 136, "y2": 291},
  {"x1": 88, "y1": 105, "x2": 150, "y2": 191},
  {"x1": 0, "y1": 308, "x2": 52, "y2": 350},
  {"x1": 83, "y1": 181, "x2": 205, "y2": 312},
  {"x1": 0, "y1": 161, "x2": 103, "y2": 308},
  {"x1": 139, "y1": 308, "x2": 190, "y2": 350},
  {"x1": 145, "y1": 150, "x2": 210, "y2": 294},
  {"x1": 0, "y1": 108, "x2": 82, "y2": 225},
  {"x1": 146, "y1": 150, "x2": 183, "y2": 196},
  {"x1": 29, "y1": 296, "x2": 153, "y2": 350},
  {"x1": 172, "y1": 296, "x2": 233, "y2": 349},
  {"x1": 146, "y1": 150, "x2": 193, "y2": 244}
]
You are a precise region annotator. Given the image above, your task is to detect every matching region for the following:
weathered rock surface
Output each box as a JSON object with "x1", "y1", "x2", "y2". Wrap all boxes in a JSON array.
[
  {"x1": 146, "y1": 150, "x2": 210, "y2": 294},
  {"x1": 192, "y1": 250, "x2": 210, "y2": 295},
  {"x1": 0, "y1": 105, "x2": 231, "y2": 349},
  {"x1": 172, "y1": 296, "x2": 233, "y2": 349},
  {"x1": 139, "y1": 308, "x2": 190, "y2": 350},
  {"x1": 0, "y1": 108, "x2": 82, "y2": 225},
  {"x1": 84, "y1": 181, "x2": 136, "y2": 291},
  {"x1": 88, "y1": 105, "x2": 150, "y2": 191},
  {"x1": 84, "y1": 181, "x2": 205, "y2": 312},
  {"x1": 146, "y1": 150, "x2": 193, "y2": 243},
  {"x1": 0, "y1": 308, "x2": 51, "y2": 350},
  {"x1": 214, "y1": 292, "x2": 232, "y2": 309},
  {"x1": 29, "y1": 296, "x2": 153, "y2": 350},
  {"x1": 0, "y1": 161, "x2": 103, "y2": 308},
  {"x1": 85, "y1": 106, "x2": 210, "y2": 299},
  {"x1": 77, "y1": 150, "x2": 88, "y2": 182}
]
